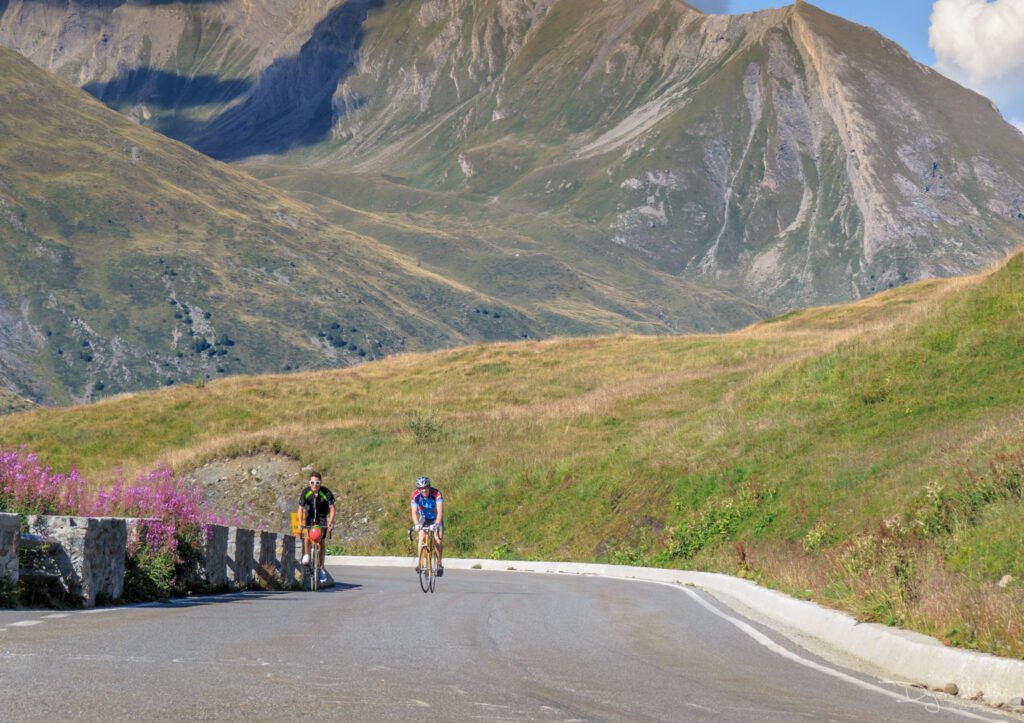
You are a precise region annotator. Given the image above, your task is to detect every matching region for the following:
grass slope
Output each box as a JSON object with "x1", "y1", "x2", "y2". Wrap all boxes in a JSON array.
[
  {"x1": 0, "y1": 389, "x2": 34, "y2": 415},
  {"x1": 0, "y1": 45, "x2": 537, "y2": 403},
  {"x1": 245, "y1": 166, "x2": 767, "y2": 335},
  {"x1": 3, "y1": 247, "x2": 1023, "y2": 655}
]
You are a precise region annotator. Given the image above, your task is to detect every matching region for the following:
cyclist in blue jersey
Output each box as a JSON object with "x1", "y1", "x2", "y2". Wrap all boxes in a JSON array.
[{"x1": 410, "y1": 476, "x2": 444, "y2": 576}]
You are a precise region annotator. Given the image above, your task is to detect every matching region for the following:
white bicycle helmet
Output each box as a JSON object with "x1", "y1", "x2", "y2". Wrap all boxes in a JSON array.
[{"x1": 415, "y1": 476, "x2": 431, "y2": 489}]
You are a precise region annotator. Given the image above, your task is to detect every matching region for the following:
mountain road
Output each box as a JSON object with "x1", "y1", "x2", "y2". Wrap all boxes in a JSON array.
[{"x1": 0, "y1": 566, "x2": 1016, "y2": 721}]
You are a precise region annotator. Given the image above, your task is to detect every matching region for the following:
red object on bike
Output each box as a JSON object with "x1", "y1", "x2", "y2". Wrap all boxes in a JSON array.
[{"x1": 309, "y1": 527, "x2": 322, "y2": 542}]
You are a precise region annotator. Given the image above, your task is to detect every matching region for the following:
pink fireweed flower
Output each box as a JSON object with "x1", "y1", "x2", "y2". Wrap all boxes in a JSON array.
[{"x1": 1, "y1": 448, "x2": 230, "y2": 561}]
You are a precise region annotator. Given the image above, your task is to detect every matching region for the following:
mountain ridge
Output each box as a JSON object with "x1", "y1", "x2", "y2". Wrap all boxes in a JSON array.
[
  {"x1": 4, "y1": 0, "x2": 1022, "y2": 311},
  {"x1": 2, "y1": 0, "x2": 1023, "y2": 402}
]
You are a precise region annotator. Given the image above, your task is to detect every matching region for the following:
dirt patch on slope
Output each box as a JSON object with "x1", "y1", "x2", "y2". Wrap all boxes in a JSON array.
[{"x1": 184, "y1": 450, "x2": 381, "y2": 546}]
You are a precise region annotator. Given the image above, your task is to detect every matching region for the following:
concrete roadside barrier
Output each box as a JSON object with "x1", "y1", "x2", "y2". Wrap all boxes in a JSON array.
[
  {"x1": 0, "y1": 513, "x2": 19, "y2": 585},
  {"x1": 327, "y1": 555, "x2": 1024, "y2": 707},
  {"x1": 25, "y1": 515, "x2": 127, "y2": 606},
  {"x1": 1, "y1": 516, "x2": 303, "y2": 601}
]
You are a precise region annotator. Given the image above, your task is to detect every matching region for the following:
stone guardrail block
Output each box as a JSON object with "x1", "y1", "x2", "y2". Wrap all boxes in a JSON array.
[
  {"x1": 255, "y1": 531, "x2": 303, "y2": 590},
  {"x1": 226, "y1": 527, "x2": 254, "y2": 589},
  {"x1": 0, "y1": 513, "x2": 19, "y2": 585},
  {"x1": 277, "y1": 534, "x2": 301, "y2": 589},
  {"x1": 26, "y1": 515, "x2": 127, "y2": 607},
  {"x1": 254, "y1": 531, "x2": 279, "y2": 587},
  {"x1": 203, "y1": 524, "x2": 229, "y2": 590}
]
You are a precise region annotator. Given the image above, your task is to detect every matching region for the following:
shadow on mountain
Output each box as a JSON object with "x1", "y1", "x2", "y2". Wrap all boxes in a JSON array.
[
  {"x1": 142, "y1": 0, "x2": 384, "y2": 161},
  {"x1": 84, "y1": 69, "x2": 252, "y2": 109},
  {"x1": 7, "y1": 1, "x2": 226, "y2": 6}
]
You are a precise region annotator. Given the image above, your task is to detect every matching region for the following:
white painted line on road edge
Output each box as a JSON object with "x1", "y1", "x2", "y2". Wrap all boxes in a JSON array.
[
  {"x1": 42, "y1": 614, "x2": 70, "y2": 619},
  {"x1": 8, "y1": 620, "x2": 43, "y2": 627},
  {"x1": 673, "y1": 585, "x2": 1005, "y2": 723}
]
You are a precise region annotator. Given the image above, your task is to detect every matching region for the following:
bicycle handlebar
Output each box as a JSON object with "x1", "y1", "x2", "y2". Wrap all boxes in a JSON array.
[
  {"x1": 408, "y1": 524, "x2": 439, "y2": 541},
  {"x1": 300, "y1": 523, "x2": 333, "y2": 539}
]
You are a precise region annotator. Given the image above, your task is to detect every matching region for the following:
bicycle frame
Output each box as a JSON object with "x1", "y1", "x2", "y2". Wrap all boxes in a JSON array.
[
  {"x1": 411, "y1": 524, "x2": 441, "y2": 593},
  {"x1": 301, "y1": 524, "x2": 329, "y2": 592}
]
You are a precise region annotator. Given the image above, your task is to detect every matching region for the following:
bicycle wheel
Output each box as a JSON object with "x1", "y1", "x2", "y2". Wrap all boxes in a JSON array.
[
  {"x1": 310, "y1": 542, "x2": 319, "y2": 592},
  {"x1": 429, "y1": 546, "x2": 440, "y2": 593},
  {"x1": 418, "y1": 545, "x2": 431, "y2": 593}
]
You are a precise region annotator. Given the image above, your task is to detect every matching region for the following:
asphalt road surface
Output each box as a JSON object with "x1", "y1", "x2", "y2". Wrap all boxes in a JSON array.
[{"x1": 0, "y1": 566, "x2": 1017, "y2": 722}]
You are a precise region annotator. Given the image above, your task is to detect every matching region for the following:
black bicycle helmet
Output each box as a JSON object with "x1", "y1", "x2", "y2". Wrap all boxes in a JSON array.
[{"x1": 415, "y1": 476, "x2": 431, "y2": 489}]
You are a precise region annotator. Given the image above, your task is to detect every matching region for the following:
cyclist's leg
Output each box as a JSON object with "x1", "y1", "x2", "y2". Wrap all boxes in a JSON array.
[
  {"x1": 434, "y1": 522, "x2": 444, "y2": 571},
  {"x1": 417, "y1": 528, "x2": 428, "y2": 565},
  {"x1": 415, "y1": 512, "x2": 428, "y2": 563},
  {"x1": 315, "y1": 517, "x2": 329, "y2": 578}
]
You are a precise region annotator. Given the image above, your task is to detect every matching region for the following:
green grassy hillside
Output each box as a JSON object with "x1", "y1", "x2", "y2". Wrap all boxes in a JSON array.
[
  {"x1": 0, "y1": 45, "x2": 543, "y2": 404},
  {"x1": 3, "y1": 248, "x2": 1023, "y2": 655}
]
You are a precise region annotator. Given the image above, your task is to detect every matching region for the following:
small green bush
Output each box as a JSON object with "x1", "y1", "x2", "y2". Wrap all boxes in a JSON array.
[
  {"x1": 406, "y1": 410, "x2": 444, "y2": 443},
  {"x1": 123, "y1": 545, "x2": 176, "y2": 601},
  {"x1": 0, "y1": 578, "x2": 19, "y2": 608}
]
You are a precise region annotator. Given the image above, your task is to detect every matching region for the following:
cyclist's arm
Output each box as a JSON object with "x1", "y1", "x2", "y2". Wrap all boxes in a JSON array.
[
  {"x1": 328, "y1": 503, "x2": 336, "y2": 530},
  {"x1": 410, "y1": 501, "x2": 421, "y2": 528},
  {"x1": 435, "y1": 499, "x2": 443, "y2": 526},
  {"x1": 296, "y1": 504, "x2": 305, "y2": 533}
]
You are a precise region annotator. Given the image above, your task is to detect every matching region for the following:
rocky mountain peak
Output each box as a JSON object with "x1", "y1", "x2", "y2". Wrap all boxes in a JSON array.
[{"x1": 0, "y1": 0, "x2": 1022, "y2": 403}]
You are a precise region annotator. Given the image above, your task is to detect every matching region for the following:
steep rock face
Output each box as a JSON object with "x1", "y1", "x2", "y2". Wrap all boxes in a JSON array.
[
  {"x1": 315, "y1": 0, "x2": 1024, "y2": 309},
  {"x1": 1, "y1": 0, "x2": 1023, "y2": 315},
  {"x1": 0, "y1": 0, "x2": 347, "y2": 156}
]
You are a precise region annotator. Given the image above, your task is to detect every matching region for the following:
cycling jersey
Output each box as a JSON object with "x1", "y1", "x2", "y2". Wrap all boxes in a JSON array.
[
  {"x1": 410, "y1": 487, "x2": 443, "y2": 524},
  {"x1": 299, "y1": 485, "x2": 335, "y2": 525}
]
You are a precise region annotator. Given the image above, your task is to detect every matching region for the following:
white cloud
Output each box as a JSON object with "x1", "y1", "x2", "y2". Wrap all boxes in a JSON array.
[
  {"x1": 930, "y1": 0, "x2": 1024, "y2": 83},
  {"x1": 930, "y1": 0, "x2": 1024, "y2": 124}
]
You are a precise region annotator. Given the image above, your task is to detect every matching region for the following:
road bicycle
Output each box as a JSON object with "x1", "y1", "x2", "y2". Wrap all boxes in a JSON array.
[
  {"x1": 301, "y1": 524, "x2": 330, "y2": 592},
  {"x1": 408, "y1": 524, "x2": 441, "y2": 593}
]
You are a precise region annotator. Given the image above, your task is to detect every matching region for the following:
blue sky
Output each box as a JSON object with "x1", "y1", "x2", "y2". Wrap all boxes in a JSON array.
[{"x1": 692, "y1": 1, "x2": 1024, "y2": 131}]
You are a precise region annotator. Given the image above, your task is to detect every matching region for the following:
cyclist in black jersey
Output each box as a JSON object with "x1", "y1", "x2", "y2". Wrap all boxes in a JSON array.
[{"x1": 297, "y1": 471, "x2": 335, "y2": 584}]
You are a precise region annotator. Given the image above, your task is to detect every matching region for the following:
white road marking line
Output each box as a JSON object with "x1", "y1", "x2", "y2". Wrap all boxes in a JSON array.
[
  {"x1": 8, "y1": 620, "x2": 43, "y2": 627},
  {"x1": 673, "y1": 584, "x2": 1006, "y2": 723},
  {"x1": 42, "y1": 614, "x2": 70, "y2": 619}
]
